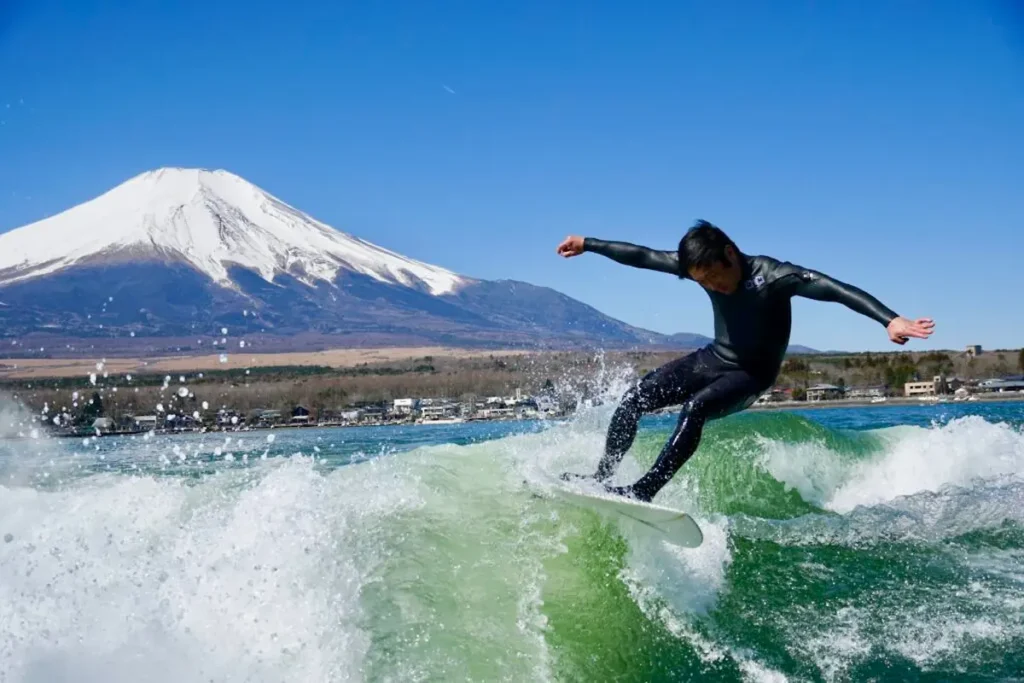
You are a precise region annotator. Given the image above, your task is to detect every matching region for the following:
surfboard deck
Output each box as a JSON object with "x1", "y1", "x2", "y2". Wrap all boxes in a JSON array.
[{"x1": 548, "y1": 482, "x2": 704, "y2": 548}]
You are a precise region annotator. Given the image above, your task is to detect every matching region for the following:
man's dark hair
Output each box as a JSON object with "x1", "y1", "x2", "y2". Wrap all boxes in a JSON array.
[{"x1": 677, "y1": 220, "x2": 739, "y2": 278}]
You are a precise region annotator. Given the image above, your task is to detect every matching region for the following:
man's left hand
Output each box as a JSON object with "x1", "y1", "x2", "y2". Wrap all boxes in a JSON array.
[{"x1": 887, "y1": 316, "x2": 935, "y2": 345}]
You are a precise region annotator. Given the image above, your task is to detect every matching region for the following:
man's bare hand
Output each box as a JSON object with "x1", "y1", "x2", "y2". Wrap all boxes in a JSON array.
[
  {"x1": 887, "y1": 317, "x2": 935, "y2": 345},
  {"x1": 556, "y1": 235, "x2": 585, "y2": 258}
]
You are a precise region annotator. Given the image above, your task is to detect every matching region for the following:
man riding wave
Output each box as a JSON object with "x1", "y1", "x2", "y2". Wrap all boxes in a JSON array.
[{"x1": 557, "y1": 220, "x2": 934, "y2": 502}]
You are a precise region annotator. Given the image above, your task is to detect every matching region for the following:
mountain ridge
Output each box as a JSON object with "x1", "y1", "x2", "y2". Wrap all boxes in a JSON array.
[{"x1": 0, "y1": 168, "x2": 816, "y2": 357}]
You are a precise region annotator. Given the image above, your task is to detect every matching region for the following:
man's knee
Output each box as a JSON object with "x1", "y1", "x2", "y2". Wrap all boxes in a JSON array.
[
  {"x1": 619, "y1": 383, "x2": 647, "y2": 413},
  {"x1": 679, "y1": 396, "x2": 707, "y2": 419}
]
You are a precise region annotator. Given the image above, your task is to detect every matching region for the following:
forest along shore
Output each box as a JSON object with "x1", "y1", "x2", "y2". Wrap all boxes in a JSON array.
[{"x1": 2, "y1": 347, "x2": 1022, "y2": 439}]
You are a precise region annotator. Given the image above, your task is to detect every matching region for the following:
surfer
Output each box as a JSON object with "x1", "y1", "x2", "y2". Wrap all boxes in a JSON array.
[{"x1": 556, "y1": 220, "x2": 934, "y2": 502}]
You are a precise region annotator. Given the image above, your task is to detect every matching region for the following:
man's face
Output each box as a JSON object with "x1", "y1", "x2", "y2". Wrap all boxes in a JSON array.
[{"x1": 687, "y1": 245, "x2": 743, "y2": 294}]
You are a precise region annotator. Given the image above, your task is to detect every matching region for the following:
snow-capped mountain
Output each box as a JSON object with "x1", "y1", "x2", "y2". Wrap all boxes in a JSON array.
[
  {"x1": 0, "y1": 168, "x2": 465, "y2": 296},
  {"x1": 0, "y1": 168, "x2": 711, "y2": 355}
]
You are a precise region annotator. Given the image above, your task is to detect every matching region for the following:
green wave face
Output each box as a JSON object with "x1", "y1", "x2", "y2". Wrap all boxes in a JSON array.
[
  {"x1": 3, "y1": 404, "x2": 1024, "y2": 682},
  {"x1": 645, "y1": 411, "x2": 885, "y2": 519}
]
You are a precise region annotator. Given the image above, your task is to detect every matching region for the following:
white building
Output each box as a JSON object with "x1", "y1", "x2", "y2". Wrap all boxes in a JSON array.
[
  {"x1": 420, "y1": 404, "x2": 457, "y2": 420},
  {"x1": 846, "y1": 386, "x2": 886, "y2": 399},
  {"x1": 534, "y1": 395, "x2": 559, "y2": 414},
  {"x1": 392, "y1": 398, "x2": 419, "y2": 415},
  {"x1": 806, "y1": 384, "x2": 844, "y2": 401}
]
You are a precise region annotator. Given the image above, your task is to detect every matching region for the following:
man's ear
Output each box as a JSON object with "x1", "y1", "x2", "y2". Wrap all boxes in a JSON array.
[{"x1": 724, "y1": 244, "x2": 738, "y2": 265}]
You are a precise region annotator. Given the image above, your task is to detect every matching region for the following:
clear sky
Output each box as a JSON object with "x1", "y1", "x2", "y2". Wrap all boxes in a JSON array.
[{"x1": 1, "y1": 1, "x2": 1022, "y2": 351}]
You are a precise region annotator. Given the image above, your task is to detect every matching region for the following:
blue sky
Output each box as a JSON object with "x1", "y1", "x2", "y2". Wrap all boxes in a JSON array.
[{"x1": 1, "y1": 1, "x2": 1022, "y2": 351}]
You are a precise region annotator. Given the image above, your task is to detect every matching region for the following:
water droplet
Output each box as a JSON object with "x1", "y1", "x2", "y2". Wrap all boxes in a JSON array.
[
  {"x1": 95, "y1": 362, "x2": 104, "y2": 371},
  {"x1": 126, "y1": 374, "x2": 132, "y2": 381},
  {"x1": 221, "y1": 327, "x2": 228, "y2": 335},
  {"x1": 156, "y1": 403, "x2": 165, "y2": 412},
  {"x1": 89, "y1": 373, "x2": 97, "y2": 385},
  {"x1": 219, "y1": 354, "x2": 228, "y2": 364},
  {"x1": 266, "y1": 434, "x2": 276, "y2": 444},
  {"x1": 202, "y1": 401, "x2": 209, "y2": 410},
  {"x1": 177, "y1": 387, "x2": 189, "y2": 398},
  {"x1": 130, "y1": 331, "x2": 136, "y2": 337},
  {"x1": 192, "y1": 411, "x2": 200, "y2": 420},
  {"x1": 239, "y1": 340, "x2": 246, "y2": 348}
]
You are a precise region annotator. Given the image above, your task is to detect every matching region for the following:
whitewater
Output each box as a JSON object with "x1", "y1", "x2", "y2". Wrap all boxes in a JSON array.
[{"x1": 2, "y1": 396, "x2": 1023, "y2": 682}]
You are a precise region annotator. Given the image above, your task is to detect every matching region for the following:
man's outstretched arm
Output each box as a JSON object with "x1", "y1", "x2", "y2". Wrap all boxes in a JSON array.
[
  {"x1": 771, "y1": 261, "x2": 934, "y2": 345},
  {"x1": 556, "y1": 235, "x2": 680, "y2": 276}
]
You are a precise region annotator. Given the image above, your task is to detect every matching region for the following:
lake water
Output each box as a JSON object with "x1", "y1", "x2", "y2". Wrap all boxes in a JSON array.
[{"x1": 2, "y1": 398, "x2": 1023, "y2": 681}]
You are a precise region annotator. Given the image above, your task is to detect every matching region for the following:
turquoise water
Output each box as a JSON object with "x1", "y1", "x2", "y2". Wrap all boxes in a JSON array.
[{"x1": 2, "y1": 398, "x2": 1023, "y2": 681}]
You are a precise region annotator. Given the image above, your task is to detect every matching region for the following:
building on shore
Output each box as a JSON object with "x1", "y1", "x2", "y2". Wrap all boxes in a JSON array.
[
  {"x1": 134, "y1": 415, "x2": 158, "y2": 430},
  {"x1": 905, "y1": 375, "x2": 952, "y2": 398},
  {"x1": 965, "y1": 344, "x2": 983, "y2": 358},
  {"x1": 392, "y1": 398, "x2": 419, "y2": 416},
  {"x1": 977, "y1": 376, "x2": 1024, "y2": 393},
  {"x1": 420, "y1": 402, "x2": 459, "y2": 421},
  {"x1": 846, "y1": 386, "x2": 887, "y2": 399},
  {"x1": 806, "y1": 384, "x2": 845, "y2": 401},
  {"x1": 755, "y1": 389, "x2": 788, "y2": 405}
]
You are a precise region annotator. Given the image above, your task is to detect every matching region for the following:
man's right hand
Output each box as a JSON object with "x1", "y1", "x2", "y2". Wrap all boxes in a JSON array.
[{"x1": 556, "y1": 235, "x2": 585, "y2": 258}]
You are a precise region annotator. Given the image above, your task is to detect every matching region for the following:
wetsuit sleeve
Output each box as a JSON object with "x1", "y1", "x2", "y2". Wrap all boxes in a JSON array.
[
  {"x1": 769, "y1": 261, "x2": 899, "y2": 327},
  {"x1": 582, "y1": 238, "x2": 681, "y2": 276}
]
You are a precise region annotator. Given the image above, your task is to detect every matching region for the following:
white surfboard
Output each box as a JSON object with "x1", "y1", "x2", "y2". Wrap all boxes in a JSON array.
[{"x1": 549, "y1": 483, "x2": 704, "y2": 548}]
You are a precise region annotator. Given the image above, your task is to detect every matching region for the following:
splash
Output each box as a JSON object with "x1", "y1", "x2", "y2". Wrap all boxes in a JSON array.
[{"x1": 827, "y1": 416, "x2": 1024, "y2": 513}]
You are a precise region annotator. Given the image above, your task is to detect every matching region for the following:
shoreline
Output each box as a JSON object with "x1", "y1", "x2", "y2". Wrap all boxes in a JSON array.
[
  {"x1": 38, "y1": 413, "x2": 567, "y2": 440},
  {"x1": 743, "y1": 393, "x2": 1024, "y2": 412},
  {"x1": 11, "y1": 394, "x2": 1022, "y2": 441}
]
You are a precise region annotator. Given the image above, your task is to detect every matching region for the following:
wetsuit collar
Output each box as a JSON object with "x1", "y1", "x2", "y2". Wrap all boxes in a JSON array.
[{"x1": 736, "y1": 253, "x2": 756, "y2": 292}]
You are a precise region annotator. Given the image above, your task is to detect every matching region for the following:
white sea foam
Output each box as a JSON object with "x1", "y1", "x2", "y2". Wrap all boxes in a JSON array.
[{"x1": 0, "y1": 456, "x2": 422, "y2": 683}]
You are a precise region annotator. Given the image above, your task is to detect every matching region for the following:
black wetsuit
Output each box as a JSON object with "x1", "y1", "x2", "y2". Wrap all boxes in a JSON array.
[{"x1": 574, "y1": 237, "x2": 899, "y2": 502}]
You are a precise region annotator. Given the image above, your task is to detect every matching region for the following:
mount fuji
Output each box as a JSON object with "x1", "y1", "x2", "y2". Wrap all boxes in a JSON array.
[{"x1": 0, "y1": 168, "x2": 713, "y2": 356}]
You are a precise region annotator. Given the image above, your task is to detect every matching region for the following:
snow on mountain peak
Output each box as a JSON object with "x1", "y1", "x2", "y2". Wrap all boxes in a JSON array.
[{"x1": 0, "y1": 167, "x2": 468, "y2": 295}]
